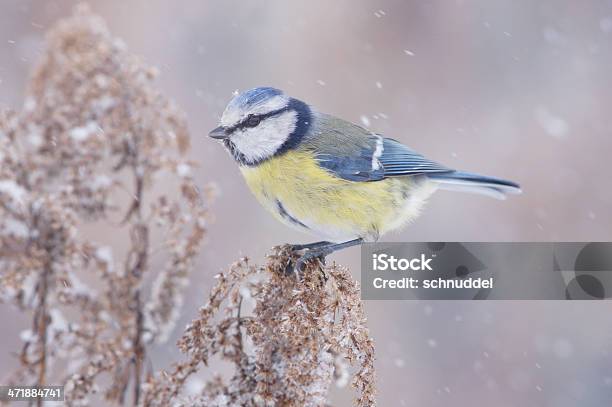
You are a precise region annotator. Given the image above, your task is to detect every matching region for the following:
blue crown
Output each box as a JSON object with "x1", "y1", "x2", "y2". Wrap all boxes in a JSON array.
[{"x1": 229, "y1": 87, "x2": 283, "y2": 111}]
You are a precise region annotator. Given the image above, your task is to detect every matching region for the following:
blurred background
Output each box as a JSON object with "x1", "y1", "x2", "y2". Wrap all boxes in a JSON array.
[{"x1": 2, "y1": 0, "x2": 612, "y2": 405}]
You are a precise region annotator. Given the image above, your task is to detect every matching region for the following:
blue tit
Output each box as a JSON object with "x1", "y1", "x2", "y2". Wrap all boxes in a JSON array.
[{"x1": 209, "y1": 87, "x2": 521, "y2": 262}]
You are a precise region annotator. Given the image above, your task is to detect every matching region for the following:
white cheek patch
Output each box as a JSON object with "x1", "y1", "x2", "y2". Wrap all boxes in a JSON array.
[
  {"x1": 230, "y1": 110, "x2": 297, "y2": 163},
  {"x1": 221, "y1": 95, "x2": 290, "y2": 127}
]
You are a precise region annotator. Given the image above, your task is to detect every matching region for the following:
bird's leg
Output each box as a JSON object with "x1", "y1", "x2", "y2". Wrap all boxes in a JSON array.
[
  {"x1": 295, "y1": 238, "x2": 364, "y2": 271},
  {"x1": 290, "y1": 241, "x2": 332, "y2": 251}
]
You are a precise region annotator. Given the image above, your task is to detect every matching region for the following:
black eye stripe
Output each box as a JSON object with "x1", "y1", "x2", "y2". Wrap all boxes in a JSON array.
[{"x1": 226, "y1": 106, "x2": 291, "y2": 134}]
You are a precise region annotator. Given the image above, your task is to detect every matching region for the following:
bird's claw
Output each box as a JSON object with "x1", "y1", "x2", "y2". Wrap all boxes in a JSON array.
[{"x1": 284, "y1": 247, "x2": 329, "y2": 276}]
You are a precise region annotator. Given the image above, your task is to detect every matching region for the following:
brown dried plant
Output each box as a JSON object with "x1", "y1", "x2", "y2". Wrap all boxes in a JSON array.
[
  {"x1": 142, "y1": 247, "x2": 376, "y2": 407},
  {"x1": 0, "y1": 5, "x2": 210, "y2": 405},
  {"x1": 0, "y1": 5, "x2": 376, "y2": 407}
]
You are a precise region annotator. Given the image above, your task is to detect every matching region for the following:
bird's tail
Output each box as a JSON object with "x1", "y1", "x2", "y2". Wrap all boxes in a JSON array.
[{"x1": 427, "y1": 171, "x2": 522, "y2": 200}]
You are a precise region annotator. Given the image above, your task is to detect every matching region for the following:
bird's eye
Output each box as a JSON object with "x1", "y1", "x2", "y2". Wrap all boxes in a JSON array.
[{"x1": 246, "y1": 115, "x2": 261, "y2": 127}]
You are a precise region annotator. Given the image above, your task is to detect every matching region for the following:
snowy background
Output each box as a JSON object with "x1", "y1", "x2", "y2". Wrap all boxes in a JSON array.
[{"x1": 1, "y1": 0, "x2": 612, "y2": 405}]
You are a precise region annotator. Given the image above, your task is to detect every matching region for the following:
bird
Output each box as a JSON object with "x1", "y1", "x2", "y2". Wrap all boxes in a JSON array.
[{"x1": 209, "y1": 87, "x2": 521, "y2": 268}]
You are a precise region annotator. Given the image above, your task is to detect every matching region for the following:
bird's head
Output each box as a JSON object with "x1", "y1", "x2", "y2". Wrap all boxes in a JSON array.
[{"x1": 209, "y1": 87, "x2": 311, "y2": 165}]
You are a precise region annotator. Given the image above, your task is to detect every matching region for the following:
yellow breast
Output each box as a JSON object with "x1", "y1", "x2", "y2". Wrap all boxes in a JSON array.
[{"x1": 239, "y1": 150, "x2": 435, "y2": 242}]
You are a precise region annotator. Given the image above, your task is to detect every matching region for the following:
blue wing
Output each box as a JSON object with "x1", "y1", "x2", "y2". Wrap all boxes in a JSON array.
[
  {"x1": 307, "y1": 115, "x2": 520, "y2": 197},
  {"x1": 309, "y1": 124, "x2": 521, "y2": 199},
  {"x1": 315, "y1": 135, "x2": 452, "y2": 182}
]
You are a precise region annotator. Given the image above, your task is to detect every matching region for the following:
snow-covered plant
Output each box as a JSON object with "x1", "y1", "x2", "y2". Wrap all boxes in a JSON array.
[
  {"x1": 0, "y1": 5, "x2": 210, "y2": 405},
  {"x1": 142, "y1": 246, "x2": 376, "y2": 407}
]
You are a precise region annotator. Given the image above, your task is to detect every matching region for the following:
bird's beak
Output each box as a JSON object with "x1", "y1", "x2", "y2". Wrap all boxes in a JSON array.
[{"x1": 208, "y1": 126, "x2": 228, "y2": 140}]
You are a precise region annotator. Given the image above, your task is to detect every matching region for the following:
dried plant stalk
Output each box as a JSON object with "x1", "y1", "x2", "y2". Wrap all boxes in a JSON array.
[
  {"x1": 0, "y1": 4, "x2": 210, "y2": 406},
  {"x1": 142, "y1": 247, "x2": 376, "y2": 407}
]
